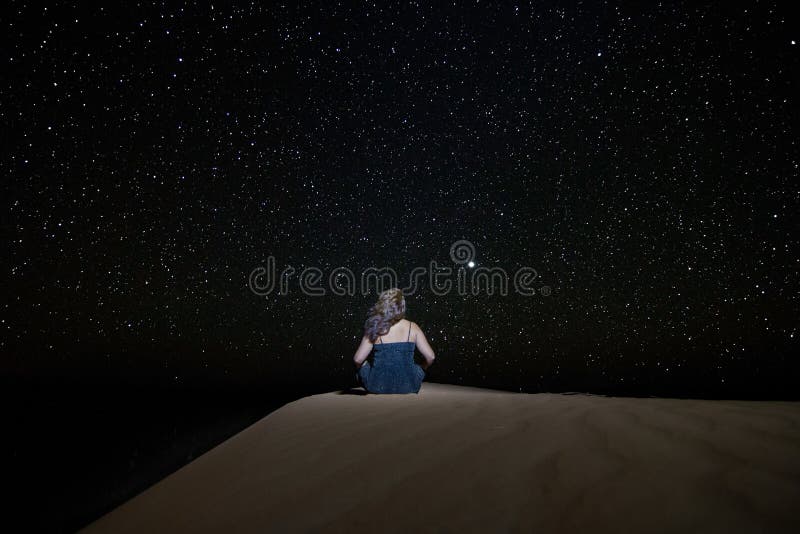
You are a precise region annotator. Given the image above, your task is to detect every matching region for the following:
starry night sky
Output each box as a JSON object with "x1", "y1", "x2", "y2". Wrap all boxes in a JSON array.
[{"x1": 4, "y1": 1, "x2": 799, "y2": 398}]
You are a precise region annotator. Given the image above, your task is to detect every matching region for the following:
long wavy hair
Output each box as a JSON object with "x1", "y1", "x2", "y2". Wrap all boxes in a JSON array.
[{"x1": 364, "y1": 288, "x2": 406, "y2": 343}]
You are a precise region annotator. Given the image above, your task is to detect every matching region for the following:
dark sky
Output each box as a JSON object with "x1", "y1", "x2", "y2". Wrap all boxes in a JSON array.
[{"x1": 3, "y1": 1, "x2": 798, "y2": 397}]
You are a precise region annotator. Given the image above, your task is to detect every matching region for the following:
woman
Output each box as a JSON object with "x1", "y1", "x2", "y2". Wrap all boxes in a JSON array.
[{"x1": 353, "y1": 288, "x2": 436, "y2": 394}]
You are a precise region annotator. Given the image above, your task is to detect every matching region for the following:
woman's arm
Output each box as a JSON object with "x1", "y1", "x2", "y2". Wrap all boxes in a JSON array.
[
  {"x1": 353, "y1": 335, "x2": 373, "y2": 369},
  {"x1": 413, "y1": 323, "x2": 436, "y2": 369}
]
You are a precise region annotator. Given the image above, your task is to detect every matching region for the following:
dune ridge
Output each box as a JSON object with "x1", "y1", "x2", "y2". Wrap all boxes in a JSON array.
[{"x1": 80, "y1": 383, "x2": 800, "y2": 533}]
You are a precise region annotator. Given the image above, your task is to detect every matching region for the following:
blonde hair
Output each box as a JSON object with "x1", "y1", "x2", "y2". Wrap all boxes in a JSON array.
[{"x1": 364, "y1": 288, "x2": 406, "y2": 343}]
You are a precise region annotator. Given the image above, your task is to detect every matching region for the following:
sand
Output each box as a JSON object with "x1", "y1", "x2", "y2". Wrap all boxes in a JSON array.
[{"x1": 79, "y1": 383, "x2": 800, "y2": 533}]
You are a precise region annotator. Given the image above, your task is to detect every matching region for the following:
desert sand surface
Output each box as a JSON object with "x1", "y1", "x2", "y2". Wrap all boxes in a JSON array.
[{"x1": 80, "y1": 383, "x2": 800, "y2": 533}]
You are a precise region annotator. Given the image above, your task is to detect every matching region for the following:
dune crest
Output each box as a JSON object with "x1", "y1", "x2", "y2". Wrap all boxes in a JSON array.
[{"x1": 80, "y1": 383, "x2": 800, "y2": 533}]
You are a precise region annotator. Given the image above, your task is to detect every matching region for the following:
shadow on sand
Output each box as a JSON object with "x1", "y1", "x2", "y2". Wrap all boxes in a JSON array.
[{"x1": 336, "y1": 386, "x2": 369, "y2": 396}]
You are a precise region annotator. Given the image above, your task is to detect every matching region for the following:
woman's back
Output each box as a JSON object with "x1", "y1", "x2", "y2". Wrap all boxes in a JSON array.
[
  {"x1": 352, "y1": 289, "x2": 436, "y2": 394},
  {"x1": 361, "y1": 320, "x2": 421, "y2": 393},
  {"x1": 377, "y1": 319, "x2": 415, "y2": 344}
]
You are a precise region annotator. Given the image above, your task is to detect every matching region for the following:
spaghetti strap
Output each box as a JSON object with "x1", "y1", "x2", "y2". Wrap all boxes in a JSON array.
[{"x1": 407, "y1": 323, "x2": 411, "y2": 342}]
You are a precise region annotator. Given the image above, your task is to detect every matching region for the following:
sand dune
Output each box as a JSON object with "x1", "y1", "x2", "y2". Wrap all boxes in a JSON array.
[{"x1": 80, "y1": 383, "x2": 800, "y2": 533}]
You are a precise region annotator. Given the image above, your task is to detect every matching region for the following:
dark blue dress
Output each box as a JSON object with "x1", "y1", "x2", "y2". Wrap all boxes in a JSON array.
[{"x1": 356, "y1": 325, "x2": 425, "y2": 394}]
